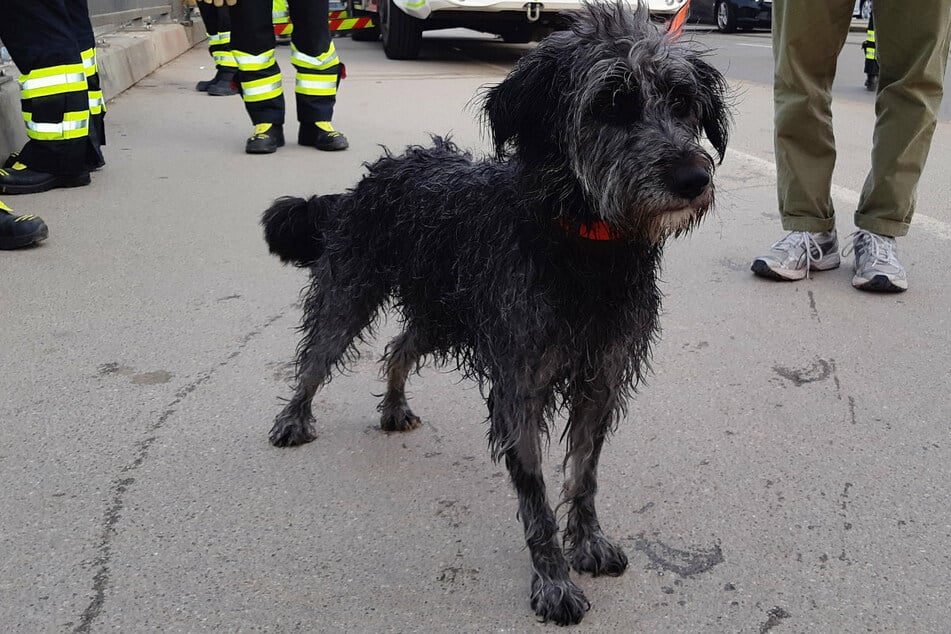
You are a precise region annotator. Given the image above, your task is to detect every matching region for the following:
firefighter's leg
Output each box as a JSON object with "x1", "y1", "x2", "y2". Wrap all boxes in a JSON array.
[
  {"x1": 863, "y1": 13, "x2": 878, "y2": 91},
  {"x1": 66, "y1": 0, "x2": 106, "y2": 167},
  {"x1": 290, "y1": 0, "x2": 349, "y2": 151},
  {"x1": 230, "y1": 0, "x2": 286, "y2": 154},
  {"x1": 197, "y1": 4, "x2": 239, "y2": 94},
  {"x1": 0, "y1": 0, "x2": 92, "y2": 194}
]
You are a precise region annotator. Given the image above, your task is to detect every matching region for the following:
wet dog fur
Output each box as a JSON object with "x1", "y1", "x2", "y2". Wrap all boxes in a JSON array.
[{"x1": 261, "y1": 2, "x2": 729, "y2": 624}]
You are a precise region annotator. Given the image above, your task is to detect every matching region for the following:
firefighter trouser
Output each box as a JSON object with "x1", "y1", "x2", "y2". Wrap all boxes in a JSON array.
[
  {"x1": 863, "y1": 13, "x2": 879, "y2": 77},
  {"x1": 230, "y1": 0, "x2": 339, "y2": 127},
  {"x1": 196, "y1": 3, "x2": 237, "y2": 72},
  {"x1": 773, "y1": 0, "x2": 951, "y2": 237},
  {"x1": 0, "y1": 0, "x2": 104, "y2": 175}
]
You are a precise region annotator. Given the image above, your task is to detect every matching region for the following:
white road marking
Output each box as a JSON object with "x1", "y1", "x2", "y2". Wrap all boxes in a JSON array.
[{"x1": 725, "y1": 148, "x2": 951, "y2": 241}]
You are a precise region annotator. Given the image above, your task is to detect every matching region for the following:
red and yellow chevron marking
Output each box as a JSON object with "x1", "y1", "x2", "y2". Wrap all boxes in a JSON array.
[{"x1": 329, "y1": 15, "x2": 375, "y2": 30}]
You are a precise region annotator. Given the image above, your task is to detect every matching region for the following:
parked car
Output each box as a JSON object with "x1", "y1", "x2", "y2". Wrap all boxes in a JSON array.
[
  {"x1": 689, "y1": 0, "x2": 771, "y2": 34},
  {"x1": 854, "y1": 0, "x2": 872, "y2": 19},
  {"x1": 347, "y1": 0, "x2": 689, "y2": 60}
]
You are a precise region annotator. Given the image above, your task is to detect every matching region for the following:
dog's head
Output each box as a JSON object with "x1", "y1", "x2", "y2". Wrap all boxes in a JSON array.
[{"x1": 483, "y1": 1, "x2": 731, "y2": 242}]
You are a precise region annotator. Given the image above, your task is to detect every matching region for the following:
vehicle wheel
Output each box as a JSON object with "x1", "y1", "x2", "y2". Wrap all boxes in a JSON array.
[
  {"x1": 860, "y1": 0, "x2": 872, "y2": 20},
  {"x1": 380, "y1": 0, "x2": 422, "y2": 60},
  {"x1": 715, "y1": 0, "x2": 737, "y2": 33},
  {"x1": 351, "y1": 26, "x2": 380, "y2": 42}
]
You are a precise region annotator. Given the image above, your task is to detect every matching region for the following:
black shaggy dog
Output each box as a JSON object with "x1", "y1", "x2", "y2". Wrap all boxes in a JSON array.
[{"x1": 262, "y1": 2, "x2": 729, "y2": 625}]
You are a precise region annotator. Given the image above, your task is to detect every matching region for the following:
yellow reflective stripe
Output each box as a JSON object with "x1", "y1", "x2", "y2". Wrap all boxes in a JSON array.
[
  {"x1": 0, "y1": 199, "x2": 13, "y2": 212},
  {"x1": 290, "y1": 42, "x2": 338, "y2": 70},
  {"x1": 213, "y1": 51, "x2": 238, "y2": 67},
  {"x1": 20, "y1": 65, "x2": 87, "y2": 99},
  {"x1": 234, "y1": 49, "x2": 276, "y2": 71},
  {"x1": 241, "y1": 76, "x2": 282, "y2": 102},
  {"x1": 295, "y1": 73, "x2": 338, "y2": 96},
  {"x1": 209, "y1": 32, "x2": 232, "y2": 45},
  {"x1": 80, "y1": 49, "x2": 98, "y2": 77},
  {"x1": 23, "y1": 110, "x2": 90, "y2": 140},
  {"x1": 15, "y1": 214, "x2": 37, "y2": 222},
  {"x1": 88, "y1": 91, "x2": 105, "y2": 114}
]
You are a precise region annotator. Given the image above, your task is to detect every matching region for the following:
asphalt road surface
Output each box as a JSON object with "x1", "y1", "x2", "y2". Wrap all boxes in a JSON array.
[{"x1": 2, "y1": 25, "x2": 950, "y2": 633}]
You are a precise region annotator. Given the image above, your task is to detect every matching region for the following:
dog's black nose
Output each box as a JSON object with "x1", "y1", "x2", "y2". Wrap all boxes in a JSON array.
[{"x1": 669, "y1": 166, "x2": 710, "y2": 200}]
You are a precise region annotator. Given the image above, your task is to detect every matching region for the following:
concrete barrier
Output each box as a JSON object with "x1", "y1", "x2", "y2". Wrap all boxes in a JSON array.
[{"x1": 0, "y1": 18, "x2": 205, "y2": 161}]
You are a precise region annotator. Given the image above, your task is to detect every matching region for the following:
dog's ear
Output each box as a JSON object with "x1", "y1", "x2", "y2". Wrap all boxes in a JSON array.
[
  {"x1": 483, "y1": 51, "x2": 562, "y2": 160},
  {"x1": 689, "y1": 55, "x2": 731, "y2": 163}
]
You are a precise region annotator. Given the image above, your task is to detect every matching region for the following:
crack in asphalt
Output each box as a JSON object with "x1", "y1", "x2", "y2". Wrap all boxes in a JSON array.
[{"x1": 72, "y1": 310, "x2": 287, "y2": 633}]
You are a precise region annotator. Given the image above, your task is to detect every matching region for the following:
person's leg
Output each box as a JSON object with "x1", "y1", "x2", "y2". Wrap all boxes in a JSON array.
[
  {"x1": 229, "y1": 0, "x2": 285, "y2": 152},
  {"x1": 0, "y1": 0, "x2": 91, "y2": 190},
  {"x1": 751, "y1": 0, "x2": 853, "y2": 281},
  {"x1": 291, "y1": 0, "x2": 348, "y2": 150},
  {"x1": 855, "y1": 0, "x2": 951, "y2": 237},
  {"x1": 773, "y1": 0, "x2": 855, "y2": 232},
  {"x1": 196, "y1": 3, "x2": 238, "y2": 93},
  {"x1": 65, "y1": 0, "x2": 106, "y2": 168}
]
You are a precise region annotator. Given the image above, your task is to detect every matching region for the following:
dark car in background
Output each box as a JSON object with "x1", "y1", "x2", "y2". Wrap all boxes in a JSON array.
[{"x1": 689, "y1": 0, "x2": 772, "y2": 33}]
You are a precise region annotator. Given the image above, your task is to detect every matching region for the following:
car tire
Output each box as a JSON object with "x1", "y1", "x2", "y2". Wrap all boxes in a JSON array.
[
  {"x1": 715, "y1": 0, "x2": 737, "y2": 33},
  {"x1": 860, "y1": 0, "x2": 872, "y2": 20},
  {"x1": 380, "y1": 0, "x2": 423, "y2": 60}
]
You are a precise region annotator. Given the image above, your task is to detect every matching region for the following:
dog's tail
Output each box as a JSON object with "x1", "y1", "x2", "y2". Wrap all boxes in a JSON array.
[{"x1": 261, "y1": 194, "x2": 337, "y2": 267}]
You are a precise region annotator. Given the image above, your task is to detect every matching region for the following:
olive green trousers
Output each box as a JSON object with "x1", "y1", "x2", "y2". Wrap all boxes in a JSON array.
[{"x1": 773, "y1": 0, "x2": 951, "y2": 236}]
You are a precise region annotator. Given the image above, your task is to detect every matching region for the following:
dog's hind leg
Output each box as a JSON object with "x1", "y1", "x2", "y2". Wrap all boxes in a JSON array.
[
  {"x1": 270, "y1": 269, "x2": 387, "y2": 447},
  {"x1": 378, "y1": 327, "x2": 430, "y2": 432},
  {"x1": 490, "y1": 384, "x2": 590, "y2": 626},
  {"x1": 562, "y1": 369, "x2": 629, "y2": 577}
]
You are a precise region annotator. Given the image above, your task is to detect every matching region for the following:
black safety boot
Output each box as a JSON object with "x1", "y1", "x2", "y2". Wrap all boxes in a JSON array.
[
  {"x1": 0, "y1": 203, "x2": 49, "y2": 250},
  {"x1": 207, "y1": 69, "x2": 239, "y2": 96},
  {"x1": 245, "y1": 123, "x2": 285, "y2": 154},
  {"x1": 298, "y1": 122, "x2": 349, "y2": 151},
  {"x1": 0, "y1": 161, "x2": 90, "y2": 195}
]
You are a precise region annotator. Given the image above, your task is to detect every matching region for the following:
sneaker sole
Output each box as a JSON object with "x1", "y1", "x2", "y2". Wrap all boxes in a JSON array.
[
  {"x1": 751, "y1": 257, "x2": 840, "y2": 281},
  {"x1": 0, "y1": 172, "x2": 91, "y2": 195},
  {"x1": 853, "y1": 274, "x2": 908, "y2": 293}
]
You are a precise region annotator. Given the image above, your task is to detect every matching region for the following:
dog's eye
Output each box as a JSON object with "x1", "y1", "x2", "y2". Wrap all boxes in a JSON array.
[
  {"x1": 670, "y1": 93, "x2": 693, "y2": 118},
  {"x1": 593, "y1": 90, "x2": 642, "y2": 125}
]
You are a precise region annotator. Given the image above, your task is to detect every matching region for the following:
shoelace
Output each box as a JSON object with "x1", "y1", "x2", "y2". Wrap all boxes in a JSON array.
[
  {"x1": 772, "y1": 230, "x2": 828, "y2": 278},
  {"x1": 842, "y1": 230, "x2": 897, "y2": 267}
]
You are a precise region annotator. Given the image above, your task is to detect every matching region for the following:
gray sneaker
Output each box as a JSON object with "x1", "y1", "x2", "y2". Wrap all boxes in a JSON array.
[
  {"x1": 751, "y1": 230, "x2": 840, "y2": 281},
  {"x1": 845, "y1": 230, "x2": 908, "y2": 292}
]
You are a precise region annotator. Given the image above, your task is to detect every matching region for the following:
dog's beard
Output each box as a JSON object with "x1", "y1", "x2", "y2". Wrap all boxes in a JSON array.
[{"x1": 649, "y1": 205, "x2": 705, "y2": 241}]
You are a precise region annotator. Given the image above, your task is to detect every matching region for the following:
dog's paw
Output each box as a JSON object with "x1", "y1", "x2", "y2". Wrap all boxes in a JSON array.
[
  {"x1": 379, "y1": 405, "x2": 421, "y2": 432},
  {"x1": 530, "y1": 574, "x2": 590, "y2": 626},
  {"x1": 567, "y1": 534, "x2": 629, "y2": 577},
  {"x1": 269, "y1": 415, "x2": 317, "y2": 447}
]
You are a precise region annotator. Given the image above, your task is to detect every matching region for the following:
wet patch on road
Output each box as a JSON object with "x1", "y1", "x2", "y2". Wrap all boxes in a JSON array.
[
  {"x1": 630, "y1": 535, "x2": 724, "y2": 577},
  {"x1": 97, "y1": 362, "x2": 173, "y2": 385}
]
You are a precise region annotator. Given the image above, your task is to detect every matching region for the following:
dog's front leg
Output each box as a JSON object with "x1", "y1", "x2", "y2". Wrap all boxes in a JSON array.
[
  {"x1": 491, "y1": 388, "x2": 590, "y2": 625},
  {"x1": 562, "y1": 372, "x2": 629, "y2": 577}
]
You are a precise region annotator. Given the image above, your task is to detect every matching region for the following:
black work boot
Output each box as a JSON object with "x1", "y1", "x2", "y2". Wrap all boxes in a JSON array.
[
  {"x1": 196, "y1": 76, "x2": 215, "y2": 91},
  {"x1": 0, "y1": 161, "x2": 90, "y2": 195},
  {"x1": 245, "y1": 123, "x2": 285, "y2": 154},
  {"x1": 0, "y1": 202, "x2": 49, "y2": 250},
  {"x1": 298, "y1": 122, "x2": 349, "y2": 151},
  {"x1": 207, "y1": 69, "x2": 238, "y2": 96}
]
